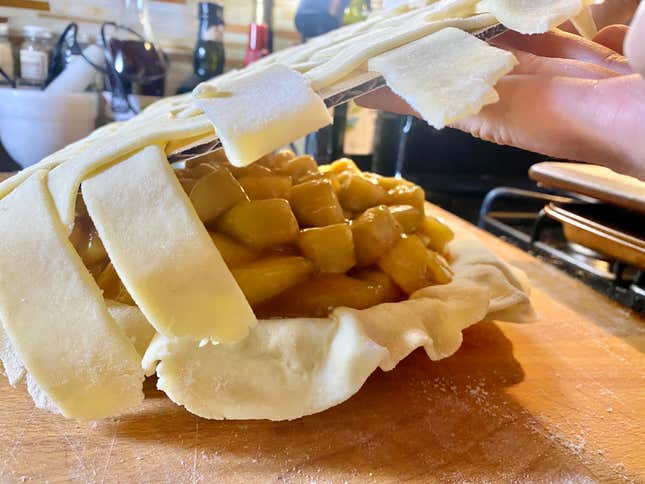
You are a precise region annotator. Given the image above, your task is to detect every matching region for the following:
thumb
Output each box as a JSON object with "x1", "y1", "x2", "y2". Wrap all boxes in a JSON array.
[
  {"x1": 450, "y1": 74, "x2": 621, "y2": 165},
  {"x1": 593, "y1": 24, "x2": 629, "y2": 54}
]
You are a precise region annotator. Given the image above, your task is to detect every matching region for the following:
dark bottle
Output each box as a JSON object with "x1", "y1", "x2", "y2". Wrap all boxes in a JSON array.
[{"x1": 177, "y1": 2, "x2": 225, "y2": 94}]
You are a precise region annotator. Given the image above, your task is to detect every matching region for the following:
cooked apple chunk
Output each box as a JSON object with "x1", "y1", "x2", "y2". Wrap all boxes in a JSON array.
[
  {"x1": 420, "y1": 215, "x2": 455, "y2": 254},
  {"x1": 388, "y1": 205, "x2": 424, "y2": 233},
  {"x1": 353, "y1": 269, "x2": 404, "y2": 302},
  {"x1": 238, "y1": 175, "x2": 292, "y2": 200},
  {"x1": 217, "y1": 199, "x2": 299, "y2": 249},
  {"x1": 96, "y1": 262, "x2": 135, "y2": 305},
  {"x1": 229, "y1": 163, "x2": 274, "y2": 179},
  {"x1": 276, "y1": 154, "x2": 319, "y2": 183},
  {"x1": 188, "y1": 162, "x2": 216, "y2": 179},
  {"x1": 290, "y1": 178, "x2": 345, "y2": 227},
  {"x1": 376, "y1": 175, "x2": 414, "y2": 190},
  {"x1": 256, "y1": 273, "x2": 402, "y2": 318},
  {"x1": 379, "y1": 235, "x2": 453, "y2": 294},
  {"x1": 189, "y1": 167, "x2": 248, "y2": 224},
  {"x1": 69, "y1": 219, "x2": 108, "y2": 268},
  {"x1": 385, "y1": 184, "x2": 425, "y2": 212},
  {"x1": 259, "y1": 149, "x2": 296, "y2": 171},
  {"x1": 297, "y1": 223, "x2": 355, "y2": 273},
  {"x1": 320, "y1": 158, "x2": 360, "y2": 175},
  {"x1": 209, "y1": 232, "x2": 259, "y2": 267},
  {"x1": 338, "y1": 173, "x2": 387, "y2": 213},
  {"x1": 232, "y1": 256, "x2": 314, "y2": 305},
  {"x1": 351, "y1": 205, "x2": 403, "y2": 266}
]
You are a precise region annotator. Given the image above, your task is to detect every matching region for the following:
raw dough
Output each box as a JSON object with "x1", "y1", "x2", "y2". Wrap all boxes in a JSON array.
[
  {"x1": 48, "y1": 113, "x2": 213, "y2": 229},
  {"x1": 195, "y1": 64, "x2": 332, "y2": 167},
  {"x1": 368, "y1": 27, "x2": 517, "y2": 129},
  {"x1": 107, "y1": 301, "x2": 156, "y2": 356},
  {"x1": 0, "y1": 172, "x2": 144, "y2": 419},
  {"x1": 305, "y1": 14, "x2": 498, "y2": 90},
  {"x1": 82, "y1": 145, "x2": 256, "y2": 342},
  {"x1": 0, "y1": 121, "x2": 124, "y2": 200},
  {"x1": 143, "y1": 317, "x2": 387, "y2": 420},
  {"x1": 143, "y1": 228, "x2": 535, "y2": 421},
  {"x1": 476, "y1": 0, "x2": 585, "y2": 34}
]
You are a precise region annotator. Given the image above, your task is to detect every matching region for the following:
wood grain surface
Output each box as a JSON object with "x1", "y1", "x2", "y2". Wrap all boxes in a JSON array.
[{"x1": 0, "y1": 199, "x2": 643, "y2": 483}]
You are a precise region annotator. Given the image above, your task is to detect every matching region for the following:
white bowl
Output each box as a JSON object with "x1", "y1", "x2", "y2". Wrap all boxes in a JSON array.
[{"x1": 0, "y1": 88, "x2": 98, "y2": 168}]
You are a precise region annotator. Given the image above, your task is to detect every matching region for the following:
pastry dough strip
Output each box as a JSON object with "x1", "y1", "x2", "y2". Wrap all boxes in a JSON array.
[
  {"x1": 82, "y1": 145, "x2": 256, "y2": 342},
  {"x1": 48, "y1": 114, "x2": 213, "y2": 229},
  {"x1": 0, "y1": 172, "x2": 144, "y2": 419}
]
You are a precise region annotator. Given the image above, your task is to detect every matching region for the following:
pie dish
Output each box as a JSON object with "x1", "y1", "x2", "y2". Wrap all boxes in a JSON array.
[{"x1": 0, "y1": 0, "x2": 599, "y2": 421}]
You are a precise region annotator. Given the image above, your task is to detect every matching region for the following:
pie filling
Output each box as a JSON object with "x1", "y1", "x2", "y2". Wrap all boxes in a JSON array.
[{"x1": 71, "y1": 150, "x2": 454, "y2": 319}]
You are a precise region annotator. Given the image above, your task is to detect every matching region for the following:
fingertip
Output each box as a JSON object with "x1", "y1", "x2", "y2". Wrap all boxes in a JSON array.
[{"x1": 593, "y1": 24, "x2": 629, "y2": 54}]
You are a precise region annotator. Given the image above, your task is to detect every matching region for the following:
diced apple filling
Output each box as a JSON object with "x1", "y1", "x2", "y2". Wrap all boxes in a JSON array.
[{"x1": 74, "y1": 149, "x2": 455, "y2": 318}]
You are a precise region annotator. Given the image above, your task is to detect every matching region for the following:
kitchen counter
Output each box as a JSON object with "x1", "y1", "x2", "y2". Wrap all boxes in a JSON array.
[{"x1": 0, "y1": 202, "x2": 643, "y2": 483}]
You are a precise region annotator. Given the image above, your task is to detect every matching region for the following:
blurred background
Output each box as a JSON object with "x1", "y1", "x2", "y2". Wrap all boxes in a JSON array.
[{"x1": 0, "y1": 0, "x2": 636, "y2": 222}]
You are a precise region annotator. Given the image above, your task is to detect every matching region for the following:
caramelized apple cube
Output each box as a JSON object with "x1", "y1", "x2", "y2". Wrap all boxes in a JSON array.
[
  {"x1": 276, "y1": 154, "x2": 319, "y2": 182},
  {"x1": 290, "y1": 179, "x2": 345, "y2": 227},
  {"x1": 209, "y1": 232, "x2": 259, "y2": 267},
  {"x1": 388, "y1": 205, "x2": 424, "y2": 233},
  {"x1": 320, "y1": 158, "x2": 360, "y2": 175},
  {"x1": 261, "y1": 149, "x2": 296, "y2": 171},
  {"x1": 322, "y1": 172, "x2": 342, "y2": 193},
  {"x1": 232, "y1": 256, "x2": 314, "y2": 305},
  {"x1": 297, "y1": 223, "x2": 355, "y2": 273},
  {"x1": 255, "y1": 273, "x2": 400, "y2": 318},
  {"x1": 189, "y1": 167, "x2": 248, "y2": 224},
  {"x1": 378, "y1": 235, "x2": 453, "y2": 294},
  {"x1": 338, "y1": 173, "x2": 387, "y2": 212},
  {"x1": 217, "y1": 199, "x2": 299, "y2": 249},
  {"x1": 229, "y1": 163, "x2": 273, "y2": 179},
  {"x1": 69, "y1": 219, "x2": 108, "y2": 267},
  {"x1": 96, "y1": 262, "x2": 135, "y2": 305},
  {"x1": 185, "y1": 149, "x2": 229, "y2": 170},
  {"x1": 353, "y1": 269, "x2": 405, "y2": 302},
  {"x1": 376, "y1": 176, "x2": 414, "y2": 190},
  {"x1": 420, "y1": 215, "x2": 455, "y2": 254},
  {"x1": 351, "y1": 205, "x2": 403, "y2": 266},
  {"x1": 385, "y1": 184, "x2": 425, "y2": 212},
  {"x1": 178, "y1": 177, "x2": 197, "y2": 195},
  {"x1": 238, "y1": 175, "x2": 292, "y2": 200},
  {"x1": 188, "y1": 162, "x2": 216, "y2": 179}
]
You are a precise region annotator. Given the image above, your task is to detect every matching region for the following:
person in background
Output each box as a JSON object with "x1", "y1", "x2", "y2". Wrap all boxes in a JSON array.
[
  {"x1": 358, "y1": 2, "x2": 645, "y2": 180},
  {"x1": 295, "y1": 0, "x2": 351, "y2": 40}
]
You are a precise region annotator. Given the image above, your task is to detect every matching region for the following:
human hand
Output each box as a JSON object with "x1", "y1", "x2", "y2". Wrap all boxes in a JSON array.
[{"x1": 358, "y1": 27, "x2": 645, "y2": 180}]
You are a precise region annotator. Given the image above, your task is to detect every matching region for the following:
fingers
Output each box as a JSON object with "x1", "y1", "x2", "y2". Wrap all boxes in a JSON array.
[
  {"x1": 625, "y1": 0, "x2": 645, "y2": 76},
  {"x1": 450, "y1": 74, "x2": 645, "y2": 177},
  {"x1": 356, "y1": 47, "x2": 619, "y2": 118},
  {"x1": 491, "y1": 29, "x2": 633, "y2": 75},
  {"x1": 593, "y1": 24, "x2": 629, "y2": 54},
  {"x1": 449, "y1": 75, "x2": 595, "y2": 159},
  {"x1": 509, "y1": 49, "x2": 621, "y2": 79}
]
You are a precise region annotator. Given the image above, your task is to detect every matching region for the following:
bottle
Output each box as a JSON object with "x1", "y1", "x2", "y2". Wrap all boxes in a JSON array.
[
  {"x1": 244, "y1": 0, "x2": 272, "y2": 66},
  {"x1": 176, "y1": 2, "x2": 225, "y2": 94},
  {"x1": 244, "y1": 22, "x2": 270, "y2": 66},
  {"x1": 0, "y1": 23, "x2": 13, "y2": 85},
  {"x1": 343, "y1": 0, "x2": 371, "y2": 24},
  {"x1": 19, "y1": 25, "x2": 51, "y2": 88}
]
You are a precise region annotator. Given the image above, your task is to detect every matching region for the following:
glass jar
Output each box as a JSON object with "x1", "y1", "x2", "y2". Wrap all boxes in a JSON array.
[
  {"x1": 0, "y1": 23, "x2": 13, "y2": 85},
  {"x1": 19, "y1": 25, "x2": 51, "y2": 87}
]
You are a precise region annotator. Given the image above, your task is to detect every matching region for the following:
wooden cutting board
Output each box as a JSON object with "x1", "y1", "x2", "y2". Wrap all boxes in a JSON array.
[{"x1": 0, "y1": 204, "x2": 643, "y2": 483}]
